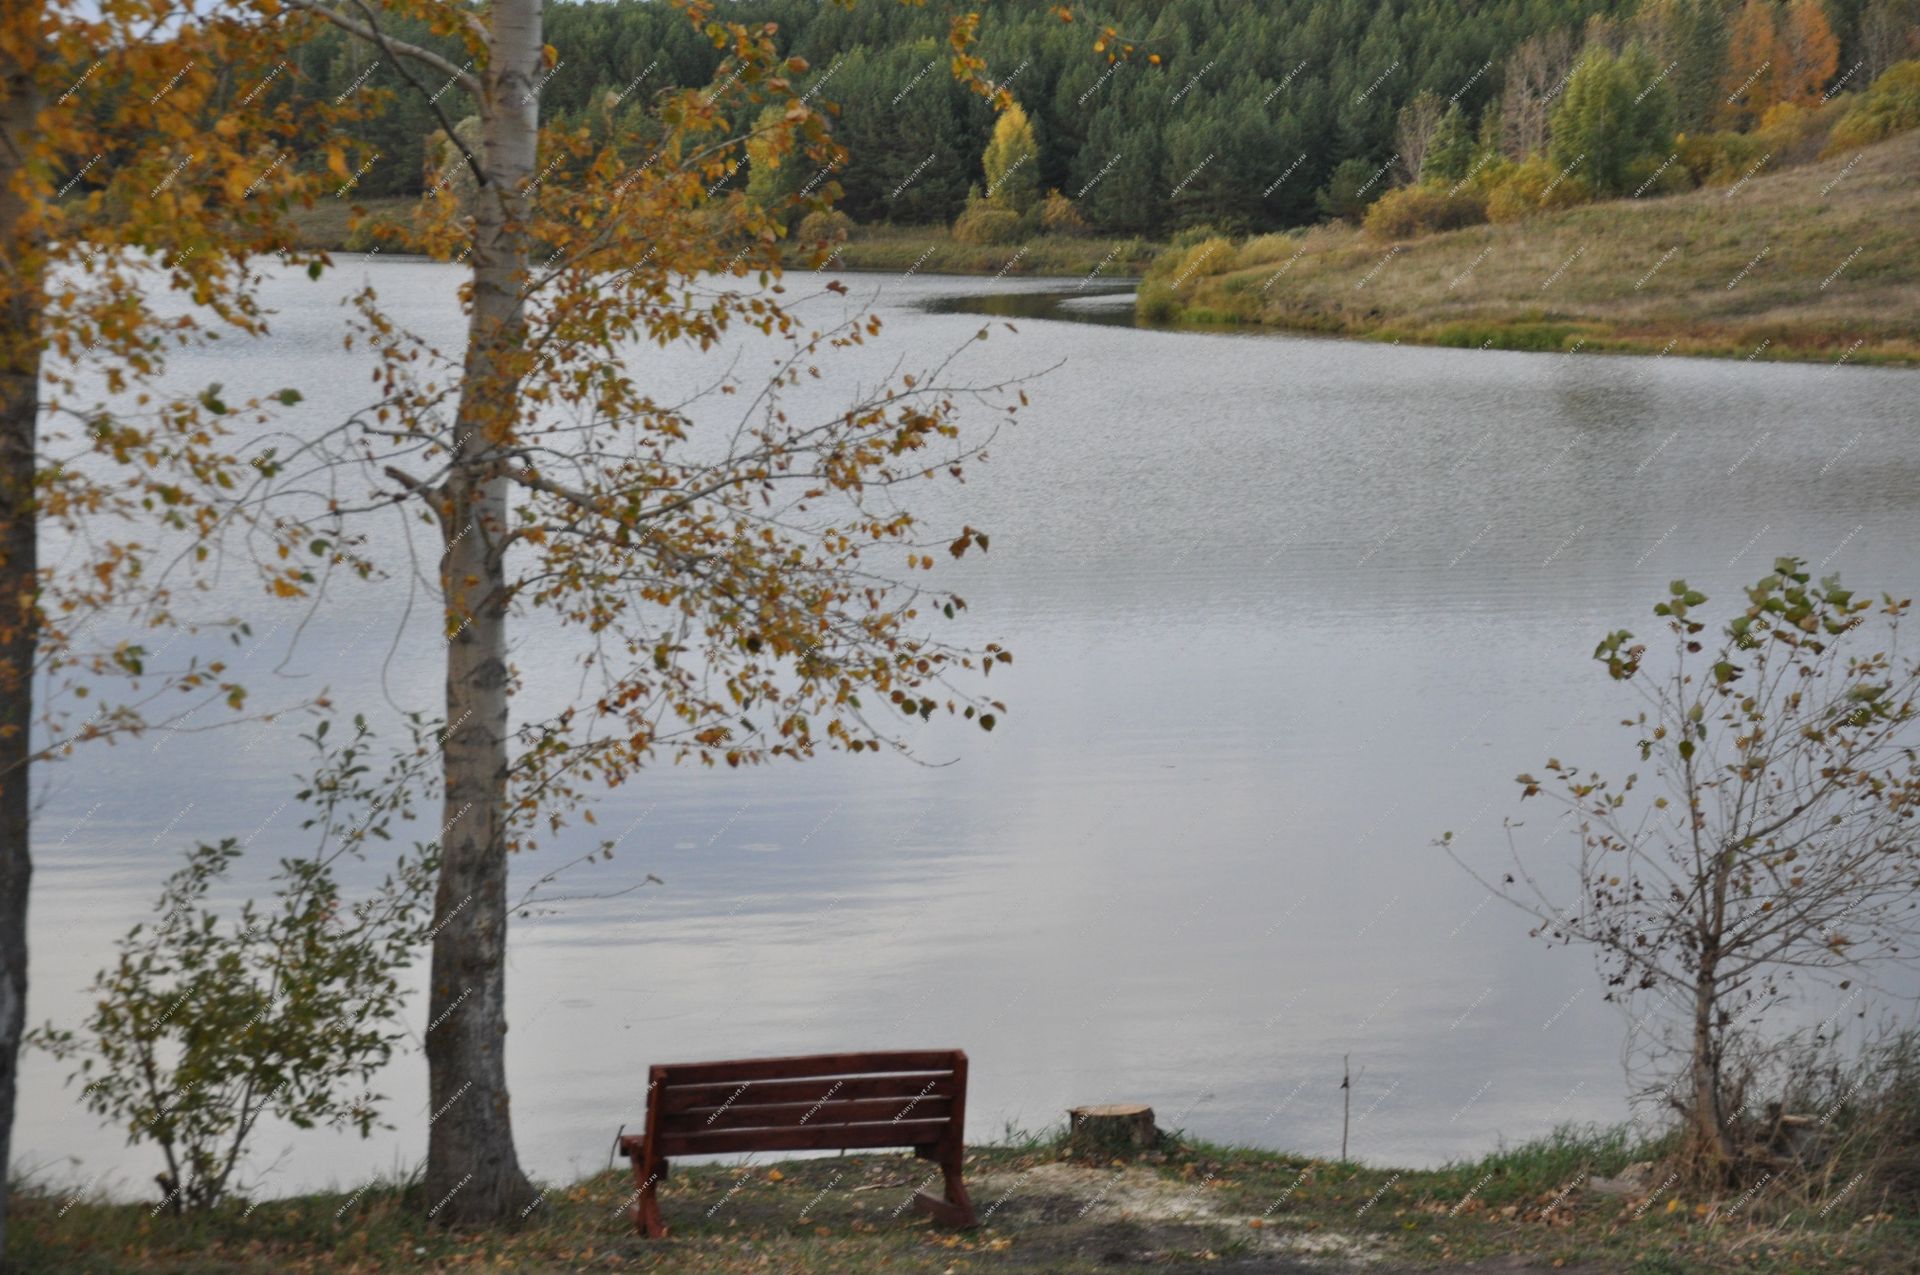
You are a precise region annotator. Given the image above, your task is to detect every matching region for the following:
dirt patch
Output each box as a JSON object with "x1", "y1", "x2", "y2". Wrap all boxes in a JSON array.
[
  {"x1": 970, "y1": 1160, "x2": 1384, "y2": 1268},
  {"x1": 1155, "y1": 1262, "x2": 1615, "y2": 1275}
]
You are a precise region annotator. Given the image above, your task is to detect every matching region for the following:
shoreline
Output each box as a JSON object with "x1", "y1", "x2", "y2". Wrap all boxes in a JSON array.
[
  {"x1": 1137, "y1": 131, "x2": 1920, "y2": 370},
  {"x1": 1137, "y1": 309, "x2": 1916, "y2": 367},
  {"x1": 289, "y1": 224, "x2": 1915, "y2": 371},
  {"x1": 284, "y1": 198, "x2": 1162, "y2": 282}
]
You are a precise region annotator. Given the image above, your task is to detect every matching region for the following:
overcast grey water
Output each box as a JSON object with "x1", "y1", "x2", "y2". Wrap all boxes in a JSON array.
[{"x1": 19, "y1": 259, "x2": 1920, "y2": 1200}]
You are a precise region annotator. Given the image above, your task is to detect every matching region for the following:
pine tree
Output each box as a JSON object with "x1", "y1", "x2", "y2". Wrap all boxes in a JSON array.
[
  {"x1": 1316, "y1": 155, "x2": 1379, "y2": 223},
  {"x1": 1672, "y1": 0, "x2": 1731, "y2": 133},
  {"x1": 1622, "y1": 41, "x2": 1679, "y2": 170},
  {"x1": 1426, "y1": 100, "x2": 1475, "y2": 182},
  {"x1": 1072, "y1": 100, "x2": 1164, "y2": 233},
  {"x1": 1474, "y1": 94, "x2": 1507, "y2": 167}
]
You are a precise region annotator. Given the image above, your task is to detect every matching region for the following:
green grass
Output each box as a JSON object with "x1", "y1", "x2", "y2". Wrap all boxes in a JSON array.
[
  {"x1": 1143, "y1": 129, "x2": 1920, "y2": 366},
  {"x1": 12, "y1": 1125, "x2": 1916, "y2": 1274}
]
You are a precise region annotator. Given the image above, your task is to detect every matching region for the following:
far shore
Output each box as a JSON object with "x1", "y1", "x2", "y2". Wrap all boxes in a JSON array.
[
  {"x1": 1136, "y1": 130, "x2": 1920, "y2": 369},
  {"x1": 285, "y1": 198, "x2": 1162, "y2": 281},
  {"x1": 287, "y1": 148, "x2": 1920, "y2": 368}
]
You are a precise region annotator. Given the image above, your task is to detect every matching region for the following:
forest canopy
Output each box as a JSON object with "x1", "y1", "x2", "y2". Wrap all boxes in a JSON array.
[{"x1": 112, "y1": 0, "x2": 1920, "y2": 235}]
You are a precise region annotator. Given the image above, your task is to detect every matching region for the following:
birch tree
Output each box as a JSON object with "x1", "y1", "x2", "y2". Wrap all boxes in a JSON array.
[
  {"x1": 1, "y1": 0, "x2": 349, "y2": 1253},
  {"x1": 1500, "y1": 29, "x2": 1576, "y2": 158},
  {"x1": 272, "y1": 0, "x2": 1021, "y2": 1223},
  {"x1": 1446, "y1": 562, "x2": 1920, "y2": 1180}
]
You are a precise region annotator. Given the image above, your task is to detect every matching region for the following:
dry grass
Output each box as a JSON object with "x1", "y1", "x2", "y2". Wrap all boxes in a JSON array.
[
  {"x1": 12, "y1": 1126, "x2": 1918, "y2": 1274},
  {"x1": 1145, "y1": 130, "x2": 1920, "y2": 365}
]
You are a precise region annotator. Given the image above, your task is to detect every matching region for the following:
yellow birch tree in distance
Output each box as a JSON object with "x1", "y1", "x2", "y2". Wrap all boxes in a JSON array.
[
  {"x1": 982, "y1": 99, "x2": 1041, "y2": 212},
  {"x1": 264, "y1": 0, "x2": 1024, "y2": 1224},
  {"x1": 0, "y1": 0, "x2": 363, "y2": 1253}
]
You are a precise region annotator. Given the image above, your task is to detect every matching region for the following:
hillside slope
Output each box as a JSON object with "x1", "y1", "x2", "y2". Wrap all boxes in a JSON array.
[{"x1": 1145, "y1": 129, "x2": 1920, "y2": 365}]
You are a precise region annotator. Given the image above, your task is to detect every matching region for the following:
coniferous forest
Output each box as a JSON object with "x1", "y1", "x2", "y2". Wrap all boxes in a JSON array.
[{"x1": 280, "y1": 0, "x2": 1918, "y2": 236}]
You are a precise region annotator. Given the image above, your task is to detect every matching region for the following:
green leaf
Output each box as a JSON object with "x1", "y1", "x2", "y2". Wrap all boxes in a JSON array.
[{"x1": 276, "y1": 389, "x2": 303, "y2": 406}]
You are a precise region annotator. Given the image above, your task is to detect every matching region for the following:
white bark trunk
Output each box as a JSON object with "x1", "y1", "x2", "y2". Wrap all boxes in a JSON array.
[{"x1": 422, "y1": 0, "x2": 543, "y2": 1225}]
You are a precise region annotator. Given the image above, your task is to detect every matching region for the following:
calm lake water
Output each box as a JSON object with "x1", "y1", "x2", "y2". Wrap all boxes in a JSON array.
[{"x1": 19, "y1": 258, "x2": 1920, "y2": 1200}]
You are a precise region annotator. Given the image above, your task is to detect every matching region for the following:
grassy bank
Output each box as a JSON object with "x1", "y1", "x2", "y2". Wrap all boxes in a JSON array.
[
  {"x1": 284, "y1": 201, "x2": 1158, "y2": 280},
  {"x1": 12, "y1": 1126, "x2": 1915, "y2": 1274},
  {"x1": 1139, "y1": 130, "x2": 1920, "y2": 367}
]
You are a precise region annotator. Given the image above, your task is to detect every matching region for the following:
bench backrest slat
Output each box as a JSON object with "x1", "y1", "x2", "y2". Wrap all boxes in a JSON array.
[
  {"x1": 661, "y1": 1094, "x2": 954, "y2": 1136},
  {"x1": 657, "y1": 1071, "x2": 958, "y2": 1114},
  {"x1": 655, "y1": 1117, "x2": 952, "y2": 1159},
  {"x1": 655, "y1": 1050, "x2": 960, "y2": 1088}
]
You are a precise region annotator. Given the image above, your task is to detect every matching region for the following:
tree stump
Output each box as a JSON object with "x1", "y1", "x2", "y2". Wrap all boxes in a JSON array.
[{"x1": 1067, "y1": 1104, "x2": 1159, "y2": 1158}]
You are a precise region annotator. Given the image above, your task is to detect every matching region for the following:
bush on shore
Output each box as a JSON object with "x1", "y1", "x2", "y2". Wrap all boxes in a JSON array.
[
  {"x1": 1363, "y1": 182, "x2": 1489, "y2": 241},
  {"x1": 952, "y1": 193, "x2": 1023, "y2": 245},
  {"x1": 1828, "y1": 59, "x2": 1920, "y2": 151},
  {"x1": 1485, "y1": 155, "x2": 1593, "y2": 223},
  {"x1": 794, "y1": 208, "x2": 853, "y2": 249},
  {"x1": 1038, "y1": 189, "x2": 1090, "y2": 237}
]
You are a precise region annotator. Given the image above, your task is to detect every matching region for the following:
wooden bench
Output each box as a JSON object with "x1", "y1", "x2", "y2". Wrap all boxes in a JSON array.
[{"x1": 617, "y1": 1049, "x2": 976, "y2": 1237}]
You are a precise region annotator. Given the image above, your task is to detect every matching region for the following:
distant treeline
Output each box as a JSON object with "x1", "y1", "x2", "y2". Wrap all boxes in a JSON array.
[{"x1": 272, "y1": 0, "x2": 1916, "y2": 233}]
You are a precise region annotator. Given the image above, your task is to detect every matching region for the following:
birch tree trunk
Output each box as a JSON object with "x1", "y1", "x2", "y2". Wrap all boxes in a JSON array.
[
  {"x1": 0, "y1": 26, "x2": 45, "y2": 1256},
  {"x1": 1687, "y1": 845, "x2": 1737, "y2": 1175},
  {"x1": 422, "y1": 0, "x2": 541, "y2": 1225},
  {"x1": 1688, "y1": 956, "x2": 1735, "y2": 1172}
]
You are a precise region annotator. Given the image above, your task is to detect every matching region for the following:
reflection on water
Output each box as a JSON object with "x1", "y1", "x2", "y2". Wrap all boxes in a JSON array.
[
  {"x1": 19, "y1": 261, "x2": 1920, "y2": 1199},
  {"x1": 923, "y1": 283, "x2": 1139, "y2": 327}
]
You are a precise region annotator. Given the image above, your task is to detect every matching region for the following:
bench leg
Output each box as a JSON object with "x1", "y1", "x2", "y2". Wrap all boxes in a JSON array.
[
  {"x1": 912, "y1": 1146, "x2": 977, "y2": 1229},
  {"x1": 628, "y1": 1154, "x2": 668, "y2": 1238}
]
